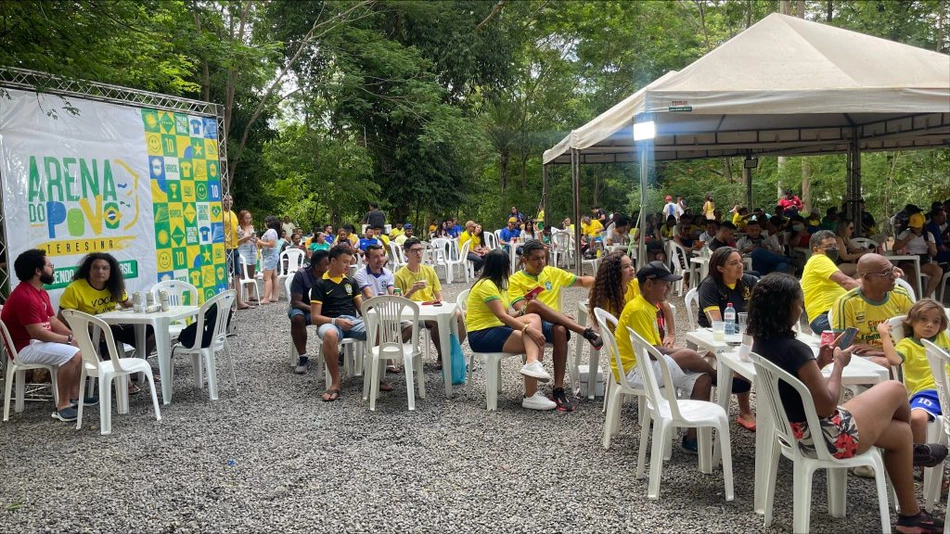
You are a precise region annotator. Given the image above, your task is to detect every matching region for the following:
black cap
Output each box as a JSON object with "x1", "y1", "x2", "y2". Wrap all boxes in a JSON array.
[{"x1": 636, "y1": 261, "x2": 683, "y2": 284}]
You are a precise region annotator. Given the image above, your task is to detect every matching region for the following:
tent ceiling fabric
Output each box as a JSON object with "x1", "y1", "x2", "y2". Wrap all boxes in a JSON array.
[{"x1": 543, "y1": 13, "x2": 950, "y2": 165}]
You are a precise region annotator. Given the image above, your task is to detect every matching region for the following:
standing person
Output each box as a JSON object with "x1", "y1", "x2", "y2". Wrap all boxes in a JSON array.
[
  {"x1": 281, "y1": 216, "x2": 296, "y2": 244},
  {"x1": 236, "y1": 210, "x2": 259, "y2": 307},
  {"x1": 778, "y1": 189, "x2": 803, "y2": 217},
  {"x1": 663, "y1": 195, "x2": 681, "y2": 221},
  {"x1": 257, "y1": 216, "x2": 281, "y2": 304},
  {"x1": 1, "y1": 250, "x2": 84, "y2": 422},
  {"x1": 747, "y1": 273, "x2": 946, "y2": 533},
  {"x1": 695, "y1": 246, "x2": 757, "y2": 430},
  {"x1": 290, "y1": 250, "x2": 329, "y2": 374},
  {"x1": 702, "y1": 194, "x2": 716, "y2": 221},
  {"x1": 222, "y1": 194, "x2": 246, "y2": 309},
  {"x1": 509, "y1": 206, "x2": 525, "y2": 224},
  {"x1": 466, "y1": 249, "x2": 554, "y2": 410},
  {"x1": 508, "y1": 240, "x2": 603, "y2": 411},
  {"x1": 362, "y1": 202, "x2": 386, "y2": 229},
  {"x1": 801, "y1": 230, "x2": 860, "y2": 334},
  {"x1": 894, "y1": 212, "x2": 943, "y2": 299}
]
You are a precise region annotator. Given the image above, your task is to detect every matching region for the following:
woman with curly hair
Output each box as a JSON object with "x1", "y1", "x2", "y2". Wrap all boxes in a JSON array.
[
  {"x1": 748, "y1": 273, "x2": 946, "y2": 532},
  {"x1": 587, "y1": 252, "x2": 676, "y2": 348}
]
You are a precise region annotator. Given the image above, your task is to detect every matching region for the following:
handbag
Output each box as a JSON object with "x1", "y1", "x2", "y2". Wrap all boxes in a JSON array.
[{"x1": 448, "y1": 331, "x2": 467, "y2": 385}]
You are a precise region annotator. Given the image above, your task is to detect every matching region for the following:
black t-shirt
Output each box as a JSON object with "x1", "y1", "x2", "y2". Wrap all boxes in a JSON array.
[
  {"x1": 290, "y1": 269, "x2": 320, "y2": 306},
  {"x1": 365, "y1": 209, "x2": 386, "y2": 228},
  {"x1": 696, "y1": 273, "x2": 758, "y2": 328},
  {"x1": 751, "y1": 335, "x2": 815, "y2": 423},
  {"x1": 310, "y1": 274, "x2": 359, "y2": 318},
  {"x1": 709, "y1": 237, "x2": 729, "y2": 251}
]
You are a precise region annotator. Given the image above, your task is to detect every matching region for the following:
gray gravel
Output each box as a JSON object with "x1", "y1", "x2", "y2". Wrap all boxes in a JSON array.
[{"x1": 0, "y1": 279, "x2": 942, "y2": 532}]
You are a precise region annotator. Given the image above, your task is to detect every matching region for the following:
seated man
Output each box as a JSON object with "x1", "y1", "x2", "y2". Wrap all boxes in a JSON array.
[
  {"x1": 736, "y1": 219, "x2": 790, "y2": 275},
  {"x1": 458, "y1": 220, "x2": 486, "y2": 272},
  {"x1": 801, "y1": 230, "x2": 859, "y2": 334},
  {"x1": 831, "y1": 253, "x2": 913, "y2": 368},
  {"x1": 357, "y1": 226, "x2": 381, "y2": 255},
  {"x1": 499, "y1": 217, "x2": 521, "y2": 252},
  {"x1": 614, "y1": 261, "x2": 742, "y2": 453},
  {"x1": 707, "y1": 221, "x2": 736, "y2": 251},
  {"x1": 310, "y1": 245, "x2": 382, "y2": 402},
  {"x1": 508, "y1": 240, "x2": 604, "y2": 412},
  {"x1": 395, "y1": 238, "x2": 465, "y2": 367},
  {"x1": 0, "y1": 249, "x2": 84, "y2": 422},
  {"x1": 394, "y1": 224, "x2": 413, "y2": 247},
  {"x1": 290, "y1": 250, "x2": 329, "y2": 374},
  {"x1": 604, "y1": 217, "x2": 630, "y2": 247},
  {"x1": 355, "y1": 244, "x2": 394, "y2": 299}
]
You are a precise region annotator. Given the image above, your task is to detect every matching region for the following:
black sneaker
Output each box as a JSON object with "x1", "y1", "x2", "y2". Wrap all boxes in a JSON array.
[
  {"x1": 914, "y1": 443, "x2": 948, "y2": 467},
  {"x1": 896, "y1": 509, "x2": 944, "y2": 533},
  {"x1": 583, "y1": 328, "x2": 604, "y2": 350},
  {"x1": 680, "y1": 435, "x2": 698, "y2": 455},
  {"x1": 294, "y1": 357, "x2": 310, "y2": 375},
  {"x1": 70, "y1": 396, "x2": 99, "y2": 407},
  {"x1": 551, "y1": 387, "x2": 575, "y2": 412},
  {"x1": 51, "y1": 406, "x2": 78, "y2": 422}
]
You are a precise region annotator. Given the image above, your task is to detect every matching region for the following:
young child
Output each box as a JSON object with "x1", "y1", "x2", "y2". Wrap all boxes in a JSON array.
[{"x1": 878, "y1": 298, "x2": 950, "y2": 444}]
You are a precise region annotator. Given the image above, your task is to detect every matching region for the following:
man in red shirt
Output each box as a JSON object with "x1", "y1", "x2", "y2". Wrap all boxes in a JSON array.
[{"x1": 1, "y1": 249, "x2": 84, "y2": 422}]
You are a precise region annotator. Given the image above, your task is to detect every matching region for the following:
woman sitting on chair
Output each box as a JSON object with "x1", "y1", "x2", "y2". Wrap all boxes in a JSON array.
[{"x1": 748, "y1": 272, "x2": 946, "y2": 533}]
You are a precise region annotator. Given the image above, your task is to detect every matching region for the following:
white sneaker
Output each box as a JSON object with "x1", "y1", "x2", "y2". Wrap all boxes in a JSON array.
[
  {"x1": 522, "y1": 391, "x2": 557, "y2": 411},
  {"x1": 520, "y1": 361, "x2": 552, "y2": 382}
]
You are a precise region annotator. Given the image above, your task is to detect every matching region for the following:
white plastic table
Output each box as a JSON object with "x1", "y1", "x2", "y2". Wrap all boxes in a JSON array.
[
  {"x1": 417, "y1": 302, "x2": 460, "y2": 397},
  {"x1": 686, "y1": 328, "x2": 889, "y2": 514},
  {"x1": 98, "y1": 305, "x2": 201, "y2": 405}
]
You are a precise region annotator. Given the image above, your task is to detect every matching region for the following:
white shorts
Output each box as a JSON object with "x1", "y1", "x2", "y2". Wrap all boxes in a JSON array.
[
  {"x1": 17, "y1": 340, "x2": 80, "y2": 367},
  {"x1": 625, "y1": 354, "x2": 703, "y2": 397}
]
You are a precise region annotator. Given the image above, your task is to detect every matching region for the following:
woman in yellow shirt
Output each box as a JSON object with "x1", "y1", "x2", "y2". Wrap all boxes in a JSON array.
[{"x1": 466, "y1": 249, "x2": 554, "y2": 410}]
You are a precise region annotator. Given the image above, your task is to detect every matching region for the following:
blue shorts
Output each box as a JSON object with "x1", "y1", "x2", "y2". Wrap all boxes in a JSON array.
[
  {"x1": 910, "y1": 390, "x2": 942, "y2": 418},
  {"x1": 541, "y1": 320, "x2": 572, "y2": 344},
  {"x1": 227, "y1": 249, "x2": 241, "y2": 276},
  {"x1": 288, "y1": 307, "x2": 311, "y2": 325},
  {"x1": 468, "y1": 327, "x2": 514, "y2": 353},
  {"x1": 316, "y1": 315, "x2": 367, "y2": 341}
]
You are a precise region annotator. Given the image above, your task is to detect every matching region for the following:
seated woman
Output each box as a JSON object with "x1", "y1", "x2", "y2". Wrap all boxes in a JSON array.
[
  {"x1": 696, "y1": 246, "x2": 757, "y2": 430},
  {"x1": 833, "y1": 219, "x2": 870, "y2": 277},
  {"x1": 748, "y1": 273, "x2": 947, "y2": 533},
  {"x1": 466, "y1": 249, "x2": 554, "y2": 411},
  {"x1": 58, "y1": 253, "x2": 156, "y2": 388}
]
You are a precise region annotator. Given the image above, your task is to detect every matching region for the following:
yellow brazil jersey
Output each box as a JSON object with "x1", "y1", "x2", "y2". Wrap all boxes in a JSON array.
[
  {"x1": 394, "y1": 264, "x2": 441, "y2": 302},
  {"x1": 896, "y1": 331, "x2": 950, "y2": 396},
  {"x1": 378, "y1": 234, "x2": 390, "y2": 247},
  {"x1": 613, "y1": 294, "x2": 661, "y2": 382},
  {"x1": 508, "y1": 266, "x2": 576, "y2": 312},
  {"x1": 802, "y1": 254, "x2": 846, "y2": 324},
  {"x1": 831, "y1": 286, "x2": 913, "y2": 347},
  {"x1": 390, "y1": 227, "x2": 403, "y2": 239},
  {"x1": 59, "y1": 279, "x2": 128, "y2": 315},
  {"x1": 581, "y1": 219, "x2": 603, "y2": 237},
  {"x1": 466, "y1": 279, "x2": 507, "y2": 332},
  {"x1": 224, "y1": 210, "x2": 239, "y2": 249},
  {"x1": 459, "y1": 231, "x2": 473, "y2": 248}
]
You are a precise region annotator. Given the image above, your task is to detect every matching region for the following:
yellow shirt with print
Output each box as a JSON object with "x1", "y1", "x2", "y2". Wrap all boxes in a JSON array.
[
  {"x1": 224, "y1": 209, "x2": 239, "y2": 249},
  {"x1": 896, "y1": 332, "x2": 950, "y2": 396},
  {"x1": 613, "y1": 294, "x2": 661, "y2": 382},
  {"x1": 508, "y1": 266, "x2": 576, "y2": 312},
  {"x1": 394, "y1": 264, "x2": 441, "y2": 302},
  {"x1": 802, "y1": 254, "x2": 846, "y2": 324},
  {"x1": 59, "y1": 279, "x2": 128, "y2": 315},
  {"x1": 459, "y1": 231, "x2": 474, "y2": 248},
  {"x1": 731, "y1": 212, "x2": 748, "y2": 231},
  {"x1": 831, "y1": 287, "x2": 913, "y2": 347},
  {"x1": 581, "y1": 219, "x2": 604, "y2": 238},
  {"x1": 466, "y1": 279, "x2": 509, "y2": 332}
]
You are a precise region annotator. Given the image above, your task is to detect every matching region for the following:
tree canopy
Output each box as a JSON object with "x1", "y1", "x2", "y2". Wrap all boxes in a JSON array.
[{"x1": 2, "y1": 0, "x2": 948, "y2": 230}]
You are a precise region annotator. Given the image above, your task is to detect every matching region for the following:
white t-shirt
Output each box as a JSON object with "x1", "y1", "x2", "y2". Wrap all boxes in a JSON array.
[
  {"x1": 354, "y1": 266, "x2": 395, "y2": 297},
  {"x1": 898, "y1": 229, "x2": 934, "y2": 255}
]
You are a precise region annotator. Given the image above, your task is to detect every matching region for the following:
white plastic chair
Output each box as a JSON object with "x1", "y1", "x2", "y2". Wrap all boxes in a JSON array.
[
  {"x1": 1, "y1": 316, "x2": 61, "y2": 421},
  {"x1": 429, "y1": 238, "x2": 451, "y2": 279},
  {"x1": 923, "y1": 338, "x2": 950, "y2": 526},
  {"x1": 360, "y1": 296, "x2": 424, "y2": 410},
  {"x1": 389, "y1": 241, "x2": 407, "y2": 270},
  {"x1": 666, "y1": 240, "x2": 692, "y2": 297},
  {"x1": 751, "y1": 352, "x2": 891, "y2": 533},
  {"x1": 150, "y1": 280, "x2": 199, "y2": 339},
  {"x1": 627, "y1": 326, "x2": 734, "y2": 501},
  {"x1": 457, "y1": 289, "x2": 525, "y2": 411},
  {"x1": 685, "y1": 287, "x2": 699, "y2": 331},
  {"x1": 445, "y1": 241, "x2": 473, "y2": 284},
  {"x1": 483, "y1": 231, "x2": 499, "y2": 251},
  {"x1": 239, "y1": 257, "x2": 262, "y2": 304},
  {"x1": 594, "y1": 308, "x2": 647, "y2": 449},
  {"x1": 277, "y1": 248, "x2": 305, "y2": 300},
  {"x1": 61, "y1": 310, "x2": 161, "y2": 435},
  {"x1": 169, "y1": 290, "x2": 238, "y2": 402},
  {"x1": 895, "y1": 276, "x2": 917, "y2": 302}
]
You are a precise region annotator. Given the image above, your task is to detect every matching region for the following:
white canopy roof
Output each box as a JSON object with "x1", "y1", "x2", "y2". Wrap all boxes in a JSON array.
[{"x1": 544, "y1": 13, "x2": 950, "y2": 165}]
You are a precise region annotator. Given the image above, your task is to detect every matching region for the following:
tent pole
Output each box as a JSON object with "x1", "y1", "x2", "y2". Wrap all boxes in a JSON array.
[
  {"x1": 572, "y1": 149, "x2": 582, "y2": 276},
  {"x1": 846, "y1": 127, "x2": 863, "y2": 237},
  {"x1": 638, "y1": 142, "x2": 648, "y2": 267},
  {"x1": 744, "y1": 165, "x2": 753, "y2": 210},
  {"x1": 541, "y1": 164, "x2": 548, "y2": 231}
]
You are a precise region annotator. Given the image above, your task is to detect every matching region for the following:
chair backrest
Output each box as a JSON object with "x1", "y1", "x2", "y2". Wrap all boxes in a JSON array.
[
  {"x1": 626, "y1": 326, "x2": 685, "y2": 421},
  {"x1": 283, "y1": 274, "x2": 294, "y2": 303},
  {"x1": 923, "y1": 339, "x2": 950, "y2": 429},
  {"x1": 666, "y1": 240, "x2": 690, "y2": 275},
  {"x1": 685, "y1": 287, "x2": 699, "y2": 331},
  {"x1": 0, "y1": 314, "x2": 20, "y2": 362},
  {"x1": 280, "y1": 248, "x2": 306, "y2": 276},
  {"x1": 361, "y1": 296, "x2": 420, "y2": 357},
  {"x1": 61, "y1": 309, "x2": 140, "y2": 373},
  {"x1": 389, "y1": 241, "x2": 407, "y2": 268},
  {"x1": 456, "y1": 288, "x2": 470, "y2": 314},
  {"x1": 483, "y1": 231, "x2": 499, "y2": 250},
  {"x1": 895, "y1": 277, "x2": 917, "y2": 302},
  {"x1": 183, "y1": 290, "x2": 237, "y2": 350},
  {"x1": 455, "y1": 240, "x2": 470, "y2": 262},
  {"x1": 430, "y1": 238, "x2": 451, "y2": 264},
  {"x1": 239, "y1": 255, "x2": 254, "y2": 281},
  {"x1": 750, "y1": 351, "x2": 842, "y2": 463},
  {"x1": 851, "y1": 237, "x2": 878, "y2": 253},
  {"x1": 151, "y1": 280, "x2": 199, "y2": 307},
  {"x1": 593, "y1": 307, "x2": 629, "y2": 389}
]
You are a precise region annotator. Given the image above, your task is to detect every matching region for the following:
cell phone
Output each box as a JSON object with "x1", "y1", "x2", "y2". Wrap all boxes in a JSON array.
[
  {"x1": 837, "y1": 327, "x2": 859, "y2": 349},
  {"x1": 525, "y1": 286, "x2": 544, "y2": 301}
]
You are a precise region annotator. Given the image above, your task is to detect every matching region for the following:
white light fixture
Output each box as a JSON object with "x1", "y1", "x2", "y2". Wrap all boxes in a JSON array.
[{"x1": 633, "y1": 120, "x2": 656, "y2": 141}]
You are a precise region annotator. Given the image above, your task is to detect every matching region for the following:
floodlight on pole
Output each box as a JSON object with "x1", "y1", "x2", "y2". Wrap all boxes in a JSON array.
[{"x1": 633, "y1": 120, "x2": 656, "y2": 141}]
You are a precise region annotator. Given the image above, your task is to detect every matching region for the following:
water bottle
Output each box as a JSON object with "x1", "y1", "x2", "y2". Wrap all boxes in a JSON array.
[{"x1": 724, "y1": 302, "x2": 736, "y2": 335}]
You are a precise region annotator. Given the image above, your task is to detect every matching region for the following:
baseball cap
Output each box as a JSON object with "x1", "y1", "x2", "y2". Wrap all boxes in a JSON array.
[
  {"x1": 508, "y1": 217, "x2": 517, "y2": 223},
  {"x1": 665, "y1": 195, "x2": 673, "y2": 201},
  {"x1": 403, "y1": 223, "x2": 413, "y2": 229},
  {"x1": 636, "y1": 261, "x2": 683, "y2": 284},
  {"x1": 909, "y1": 213, "x2": 926, "y2": 228}
]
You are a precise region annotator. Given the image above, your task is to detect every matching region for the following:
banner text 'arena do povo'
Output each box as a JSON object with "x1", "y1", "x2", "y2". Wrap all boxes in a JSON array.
[{"x1": 0, "y1": 89, "x2": 227, "y2": 308}]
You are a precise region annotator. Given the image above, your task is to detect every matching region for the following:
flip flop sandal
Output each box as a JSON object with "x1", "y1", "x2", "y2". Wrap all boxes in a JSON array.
[
  {"x1": 386, "y1": 365, "x2": 402, "y2": 374},
  {"x1": 379, "y1": 382, "x2": 395, "y2": 392},
  {"x1": 322, "y1": 388, "x2": 342, "y2": 402},
  {"x1": 736, "y1": 416, "x2": 756, "y2": 432},
  {"x1": 128, "y1": 383, "x2": 143, "y2": 395}
]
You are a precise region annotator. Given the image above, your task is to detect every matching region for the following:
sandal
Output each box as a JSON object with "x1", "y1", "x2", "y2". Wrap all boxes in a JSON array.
[
  {"x1": 386, "y1": 364, "x2": 402, "y2": 374},
  {"x1": 583, "y1": 328, "x2": 604, "y2": 350},
  {"x1": 736, "y1": 416, "x2": 756, "y2": 432},
  {"x1": 379, "y1": 382, "x2": 394, "y2": 392},
  {"x1": 321, "y1": 388, "x2": 342, "y2": 402},
  {"x1": 128, "y1": 383, "x2": 143, "y2": 395}
]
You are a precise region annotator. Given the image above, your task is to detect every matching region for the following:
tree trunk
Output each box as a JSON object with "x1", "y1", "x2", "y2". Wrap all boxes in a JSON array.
[
  {"x1": 797, "y1": 0, "x2": 806, "y2": 17},
  {"x1": 801, "y1": 158, "x2": 811, "y2": 214},
  {"x1": 777, "y1": 156, "x2": 787, "y2": 203},
  {"x1": 826, "y1": 0, "x2": 834, "y2": 22},
  {"x1": 722, "y1": 157, "x2": 733, "y2": 184},
  {"x1": 499, "y1": 151, "x2": 510, "y2": 191},
  {"x1": 780, "y1": 1, "x2": 791, "y2": 15}
]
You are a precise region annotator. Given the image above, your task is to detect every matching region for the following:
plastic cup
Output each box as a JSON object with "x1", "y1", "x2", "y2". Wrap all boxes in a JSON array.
[
  {"x1": 712, "y1": 321, "x2": 726, "y2": 341},
  {"x1": 737, "y1": 312, "x2": 748, "y2": 334}
]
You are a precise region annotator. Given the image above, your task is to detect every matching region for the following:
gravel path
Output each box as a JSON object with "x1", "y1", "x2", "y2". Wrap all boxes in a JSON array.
[{"x1": 0, "y1": 278, "x2": 941, "y2": 532}]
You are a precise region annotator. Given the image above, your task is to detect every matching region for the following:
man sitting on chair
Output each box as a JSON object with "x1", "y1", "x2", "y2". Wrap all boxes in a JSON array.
[
  {"x1": 508, "y1": 240, "x2": 604, "y2": 412},
  {"x1": 290, "y1": 250, "x2": 329, "y2": 374}
]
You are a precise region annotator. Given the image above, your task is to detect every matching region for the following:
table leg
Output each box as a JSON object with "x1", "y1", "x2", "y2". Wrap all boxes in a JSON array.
[
  {"x1": 571, "y1": 305, "x2": 587, "y2": 398},
  {"x1": 754, "y1": 401, "x2": 775, "y2": 515},
  {"x1": 710, "y1": 358, "x2": 731, "y2": 474},
  {"x1": 155, "y1": 318, "x2": 173, "y2": 405},
  {"x1": 439, "y1": 313, "x2": 455, "y2": 398},
  {"x1": 915, "y1": 257, "x2": 923, "y2": 298}
]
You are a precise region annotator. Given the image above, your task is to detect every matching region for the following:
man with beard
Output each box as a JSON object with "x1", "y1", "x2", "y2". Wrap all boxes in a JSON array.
[{"x1": 0, "y1": 249, "x2": 84, "y2": 422}]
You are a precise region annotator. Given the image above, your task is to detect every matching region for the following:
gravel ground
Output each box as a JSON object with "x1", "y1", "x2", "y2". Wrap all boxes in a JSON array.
[{"x1": 0, "y1": 278, "x2": 943, "y2": 532}]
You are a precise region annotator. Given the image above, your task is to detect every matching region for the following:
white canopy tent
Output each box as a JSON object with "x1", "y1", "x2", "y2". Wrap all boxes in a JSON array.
[{"x1": 542, "y1": 13, "x2": 950, "y2": 270}]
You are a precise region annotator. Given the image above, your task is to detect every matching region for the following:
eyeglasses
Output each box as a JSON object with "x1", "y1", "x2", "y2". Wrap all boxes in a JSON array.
[
  {"x1": 863, "y1": 267, "x2": 897, "y2": 278},
  {"x1": 409, "y1": 248, "x2": 424, "y2": 253}
]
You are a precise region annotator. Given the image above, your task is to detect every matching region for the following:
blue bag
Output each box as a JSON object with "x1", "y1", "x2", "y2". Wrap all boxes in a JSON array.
[{"x1": 449, "y1": 331, "x2": 467, "y2": 385}]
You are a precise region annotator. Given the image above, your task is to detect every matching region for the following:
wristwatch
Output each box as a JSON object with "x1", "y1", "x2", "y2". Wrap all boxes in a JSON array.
[{"x1": 66, "y1": 334, "x2": 73, "y2": 344}]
